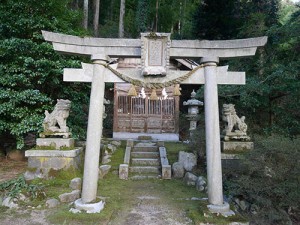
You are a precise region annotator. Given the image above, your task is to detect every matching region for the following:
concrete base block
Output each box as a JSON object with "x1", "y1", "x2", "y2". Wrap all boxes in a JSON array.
[
  {"x1": 74, "y1": 198, "x2": 105, "y2": 213},
  {"x1": 221, "y1": 141, "x2": 253, "y2": 152},
  {"x1": 36, "y1": 138, "x2": 75, "y2": 149},
  {"x1": 162, "y1": 165, "x2": 171, "y2": 179},
  {"x1": 119, "y1": 164, "x2": 128, "y2": 179},
  {"x1": 207, "y1": 202, "x2": 235, "y2": 216},
  {"x1": 25, "y1": 148, "x2": 82, "y2": 171}
]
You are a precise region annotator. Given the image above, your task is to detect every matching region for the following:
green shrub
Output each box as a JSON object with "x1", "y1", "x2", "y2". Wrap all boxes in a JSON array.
[
  {"x1": 225, "y1": 135, "x2": 300, "y2": 224},
  {"x1": 0, "y1": 175, "x2": 46, "y2": 199}
]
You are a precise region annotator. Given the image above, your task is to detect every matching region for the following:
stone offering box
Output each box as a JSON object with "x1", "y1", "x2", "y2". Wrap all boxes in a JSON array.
[{"x1": 25, "y1": 138, "x2": 82, "y2": 171}]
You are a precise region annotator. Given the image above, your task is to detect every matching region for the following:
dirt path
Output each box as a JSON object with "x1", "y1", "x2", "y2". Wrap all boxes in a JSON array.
[
  {"x1": 109, "y1": 195, "x2": 193, "y2": 225},
  {"x1": 0, "y1": 157, "x2": 27, "y2": 182}
]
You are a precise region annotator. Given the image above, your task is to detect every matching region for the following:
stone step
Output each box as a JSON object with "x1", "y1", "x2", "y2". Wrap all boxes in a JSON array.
[
  {"x1": 130, "y1": 175, "x2": 161, "y2": 180},
  {"x1": 132, "y1": 146, "x2": 158, "y2": 152},
  {"x1": 132, "y1": 158, "x2": 160, "y2": 166},
  {"x1": 129, "y1": 166, "x2": 161, "y2": 174},
  {"x1": 131, "y1": 152, "x2": 159, "y2": 158}
]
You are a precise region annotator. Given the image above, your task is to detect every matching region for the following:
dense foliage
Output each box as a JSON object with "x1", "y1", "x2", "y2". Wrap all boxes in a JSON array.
[
  {"x1": 194, "y1": 2, "x2": 299, "y2": 137},
  {"x1": 224, "y1": 136, "x2": 300, "y2": 224},
  {"x1": 0, "y1": 0, "x2": 90, "y2": 149}
]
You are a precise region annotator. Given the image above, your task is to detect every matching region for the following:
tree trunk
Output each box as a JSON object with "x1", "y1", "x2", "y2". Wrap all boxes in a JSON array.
[
  {"x1": 155, "y1": 0, "x2": 159, "y2": 32},
  {"x1": 84, "y1": 0, "x2": 89, "y2": 29},
  {"x1": 93, "y1": 0, "x2": 100, "y2": 37},
  {"x1": 118, "y1": 0, "x2": 125, "y2": 38}
]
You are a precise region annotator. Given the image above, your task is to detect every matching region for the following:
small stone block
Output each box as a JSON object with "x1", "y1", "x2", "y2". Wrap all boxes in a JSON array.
[
  {"x1": 119, "y1": 164, "x2": 128, "y2": 180},
  {"x1": 70, "y1": 178, "x2": 82, "y2": 190},
  {"x1": 221, "y1": 141, "x2": 254, "y2": 152},
  {"x1": 126, "y1": 139, "x2": 134, "y2": 147},
  {"x1": 59, "y1": 190, "x2": 81, "y2": 203},
  {"x1": 99, "y1": 165, "x2": 111, "y2": 179},
  {"x1": 162, "y1": 165, "x2": 171, "y2": 179}
]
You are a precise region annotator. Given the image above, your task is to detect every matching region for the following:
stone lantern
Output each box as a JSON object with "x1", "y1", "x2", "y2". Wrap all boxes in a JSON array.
[{"x1": 183, "y1": 90, "x2": 203, "y2": 134}]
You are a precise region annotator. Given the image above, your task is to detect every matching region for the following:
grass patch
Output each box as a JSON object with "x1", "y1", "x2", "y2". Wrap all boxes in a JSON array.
[{"x1": 164, "y1": 141, "x2": 190, "y2": 164}]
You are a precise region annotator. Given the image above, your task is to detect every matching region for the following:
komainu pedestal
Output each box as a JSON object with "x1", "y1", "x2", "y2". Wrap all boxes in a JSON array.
[
  {"x1": 221, "y1": 104, "x2": 253, "y2": 152},
  {"x1": 25, "y1": 100, "x2": 82, "y2": 177}
]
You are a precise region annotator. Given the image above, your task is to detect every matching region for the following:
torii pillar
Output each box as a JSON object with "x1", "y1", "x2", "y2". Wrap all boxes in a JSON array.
[
  {"x1": 201, "y1": 57, "x2": 226, "y2": 211},
  {"x1": 81, "y1": 57, "x2": 106, "y2": 203}
]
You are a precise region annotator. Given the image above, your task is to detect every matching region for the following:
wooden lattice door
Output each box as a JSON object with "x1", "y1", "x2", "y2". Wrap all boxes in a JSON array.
[{"x1": 114, "y1": 83, "x2": 179, "y2": 134}]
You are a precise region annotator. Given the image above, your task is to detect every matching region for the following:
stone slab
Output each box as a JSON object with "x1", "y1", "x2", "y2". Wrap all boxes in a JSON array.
[
  {"x1": 221, "y1": 141, "x2": 253, "y2": 152},
  {"x1": 25, "y1": 148, "x2": 82, "y2": 157},
  {"x1": 124, "y1": 147, "x2": 131, "y2": 164},
  {"x1": 159, "y1": 147, "x2": 167, "y2": 158},
  {"x1": 36, "y1": 138, "x2": 74, "y2": 149}
]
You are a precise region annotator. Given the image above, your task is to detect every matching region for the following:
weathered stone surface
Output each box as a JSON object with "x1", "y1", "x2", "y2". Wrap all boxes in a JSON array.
[
  {"x1": 36, "y1": 138, "x2": 74, "y2": 149},
  {"x1": 162, "y1": 165, "x2": 171, "y2": 179},
  {"x1": 46, "y1": 198, "x2": 60, "y2": 208},
  {"x1": 25, "y1": 148, "x2": 83, "y2": 173},
  {"x1": 183, "y1": 172, "x2": 198, "y2": 186},
  {"x1": 24, "y1": 169, "x2": 45, "y2": 181},
  {"x1": 70, "y1": 178, "x2": 82, "y2": 190},
  {"x1": 106, "y1": 144, "x2": 116, "y2": 153},
  {"x1": 178, "y1": 151, "x2": 197, "y2": 172},
  {"x1": 99, "y1": 165, "x2": 111, "y2": 179},
  {"x1": 172, "y1": 162, "x2": 185, "y2": 178},
  {"x1": 102, "y1": 155, "x2": 111, "y2": 164},
  {"x1": 221, "y1": 141, "x2": 254, "y2": 152},
  {"x1": 119, "y1": 164, "x2": 128, "y2": 180},
  {"x1": 196, "y1": 176, "x2": 207, "y2": 191},
  {"x1": 2, "y1": 197, "x2": 18, "y2": 208},
  {"x1": 59, "y1": 190, "x2": 81, "y2": 203},
  {"x1": 124, "y1": 147, "x2": 131, "y2": 164},
  {"x1": 111, "y1": 141, "x2": 121, "y2": 147}
]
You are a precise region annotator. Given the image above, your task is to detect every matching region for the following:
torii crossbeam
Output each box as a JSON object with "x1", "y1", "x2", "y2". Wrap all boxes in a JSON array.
[{"x1": 42, "y1": 31, "x2": 267, "y2": 213}]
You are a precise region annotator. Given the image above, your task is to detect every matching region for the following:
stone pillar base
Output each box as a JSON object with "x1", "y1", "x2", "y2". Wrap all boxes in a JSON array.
[
  {"x1": 74, "y1": 198, "x2": 105, "y2": 213},
  {"x1": 207, "y1": 202, "x2": 235, "y2": 216}
]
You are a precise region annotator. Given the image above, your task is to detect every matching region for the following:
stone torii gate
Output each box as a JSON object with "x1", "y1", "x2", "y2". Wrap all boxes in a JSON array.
[{"x1": 42, "y1": 31, "x2": 267, "y2": 213}]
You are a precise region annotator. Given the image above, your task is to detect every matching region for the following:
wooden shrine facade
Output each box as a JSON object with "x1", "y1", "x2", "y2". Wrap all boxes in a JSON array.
[{"x1": 113, "y1": 83, "x2": 180, "y2": 140}]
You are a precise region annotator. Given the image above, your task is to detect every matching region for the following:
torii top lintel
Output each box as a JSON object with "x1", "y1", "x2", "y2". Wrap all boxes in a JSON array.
[{"x1": 42, "y1": 31, "x2": 267, "y2": 59}]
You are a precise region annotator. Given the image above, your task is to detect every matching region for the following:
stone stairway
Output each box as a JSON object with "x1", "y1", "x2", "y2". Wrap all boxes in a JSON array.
[
  {"x1": 129, "y1": 142, "x2": 161, "y2": 180},
  {"x1": 119, "y1": 139, "x2": 172, "y2": 180}
]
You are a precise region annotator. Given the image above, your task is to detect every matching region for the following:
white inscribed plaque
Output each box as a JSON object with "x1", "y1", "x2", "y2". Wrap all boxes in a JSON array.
[{"x1": 148, "y1": 40, "x2": 163, "y2": 66}]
